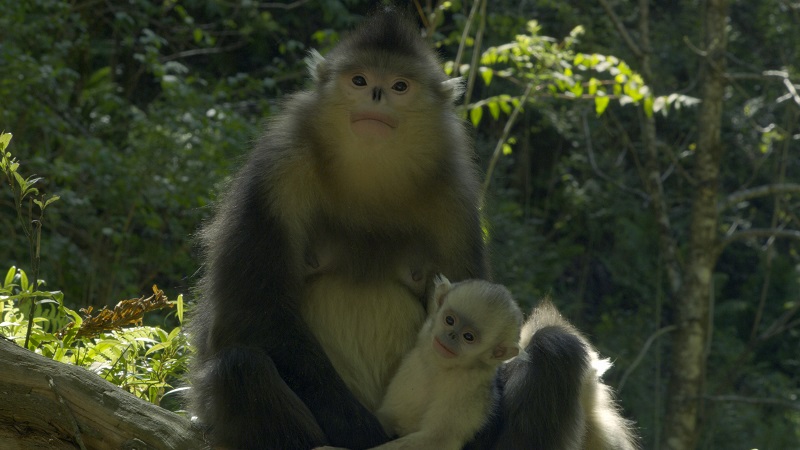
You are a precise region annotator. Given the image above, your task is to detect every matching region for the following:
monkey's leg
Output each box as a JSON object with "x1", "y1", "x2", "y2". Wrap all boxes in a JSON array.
[
  {"x1": 193, "y1": 347, "x2": 327, "y2": 450},
  {"x1": 490, "y1": 325, "x2": 591, "y2": 450},
  {"x1": 268, "y1": 326, "x2": 392, "y2": 449}
]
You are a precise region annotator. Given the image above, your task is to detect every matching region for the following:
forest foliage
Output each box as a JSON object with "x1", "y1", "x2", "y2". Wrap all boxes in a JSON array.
[{"x1": 1, "y1": 1, "x2": 799, "y2": 448}]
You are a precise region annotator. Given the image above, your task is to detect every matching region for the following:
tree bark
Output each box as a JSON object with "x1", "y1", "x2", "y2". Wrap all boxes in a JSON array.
[
  {"x1": 0, "y1": 338, "x2": 207, "y2": 450},
  {"x1": 662, "y1": 0, "x2": 729, "y2": 448}
]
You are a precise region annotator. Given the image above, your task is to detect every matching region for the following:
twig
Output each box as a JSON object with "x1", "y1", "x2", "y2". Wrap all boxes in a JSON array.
[
  {"x1": 463, "y1": 0, "x2": 487, "y2": 106},
  {"x1": 705, "y1": 394, "x2": 800, "y2": 411},
  {"x1": 718, "y1": 228, "x2": 800, "y2": 254},
  {"x1": 618, "y1": 325, "x2": 676, "y2": 393},
  {"x1": 719, "y1": 183, "x2": 800, "y2": 212},
  {"x1": 160, "y1": 41, "x2": 247, "y2": 63},
  {"x1": 597, "y1": 0, "x2": 643, "y2": 59},
  {"x1": 255, "y1": 0, "x2": 311, "y2": 10},
  {"x1": 451, "y1": 0, "x2": 482, "y2": 77},
  {"x1": 581, "y1": 111, "x2": 649, "y2": 202},
  {"x1": 479, "y1": 82, "x2": 535, "y2": 208}
]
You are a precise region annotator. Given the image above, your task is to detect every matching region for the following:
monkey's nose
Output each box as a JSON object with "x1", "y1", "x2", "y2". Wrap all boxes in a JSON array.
[{"x1": 372, "y1": 87, "x2": 383, "y2": 102}]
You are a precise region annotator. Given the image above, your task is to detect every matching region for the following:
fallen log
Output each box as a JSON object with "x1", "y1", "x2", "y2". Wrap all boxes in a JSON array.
[{"x1": 0, "y1": 338, "x2": 207, "y2": 450}]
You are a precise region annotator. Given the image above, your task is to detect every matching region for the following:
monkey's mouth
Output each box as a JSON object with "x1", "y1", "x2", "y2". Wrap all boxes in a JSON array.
[
  {"x1": 433, "y1": 337, "x2": 457, "y2": 359},
  {"x1": 350, "y1": 112, "x2": 398, "y2": 130}
]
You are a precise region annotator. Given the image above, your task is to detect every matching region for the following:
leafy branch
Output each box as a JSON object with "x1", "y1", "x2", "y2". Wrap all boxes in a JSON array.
[
  {"x1": 456, "y1": 20, "x2": 700, "y2": 129},
  {"x1": 0, "y1": 132, "x2": 60, "y2": 349}
]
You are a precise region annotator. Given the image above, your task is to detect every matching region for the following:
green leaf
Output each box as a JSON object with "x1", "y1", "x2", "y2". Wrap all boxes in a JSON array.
[
  {"x1": 644, "y1": 96, "x2": 655, "y2": 118},
  {"x1": 0, "y1": 133, "x2": 11, "y2": 151},
  {"x1": 470, "y1": 106, "x2": 483, "y2": 127},
  {"x1": 617, "y1": 61, "x2": 632, "y2": 76},
  {"x1": 480, "y1": 67, "x2": 493, "y2": 86},
  {"x1": 588, "y1": 78, "x2": 599, "y2": 96},
  {"x1": 595, "y1": 95, "x2": 610, "y2": 116},
  {"x1": 176, "y1": 294, "x2": 184, "y2": 324},
  {"x1": 44, "y1": 195, "x2": 60, "y2": 208},
  {"x1": 4, "y1": 267, "x2": 15, "y2": 288},
  {"x1": 488, "y1": 101, "x2": 500, "y2": 120},
  {"x1": 570, "y1": 82, "x2": 584, "y2": 97},
  {"x1": 500, "y1": 98, "x2": 512, "y2": 115},
  {"x1": 443, "y1": 61, "x2": 455, "y2": 76},
  {"x1": 20, "y1": 270, "x2": 29, "y2": 291}
]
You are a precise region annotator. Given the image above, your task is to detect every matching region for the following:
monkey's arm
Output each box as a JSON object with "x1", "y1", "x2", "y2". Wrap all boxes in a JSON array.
[{"x1": 192, "y1": 161, "x2": 388, "y2": 449}]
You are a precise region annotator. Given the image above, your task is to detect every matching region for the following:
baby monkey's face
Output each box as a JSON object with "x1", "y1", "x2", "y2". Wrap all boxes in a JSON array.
[{"x1": 431, "y1": 307, "x2": 481, "y2": 359}]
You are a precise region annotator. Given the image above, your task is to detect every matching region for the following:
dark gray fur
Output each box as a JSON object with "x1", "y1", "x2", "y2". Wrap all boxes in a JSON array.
[{"x1": 187, "y1": 6, "x2": 626, "y2": 450}]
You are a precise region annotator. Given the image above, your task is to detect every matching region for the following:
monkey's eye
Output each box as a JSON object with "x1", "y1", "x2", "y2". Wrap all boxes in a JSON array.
[
  {"x1": 351, "y1": 75, "x2": 368, "y2": 87},
  {"x1": 463, "y1": 332, "x2": 475, "y2": 343},
  {"x1": 391, "y1": 80, "x2": 409, "y2": 93},
  {"x1": 445, "y1": 315, "x2": 455, "y2": 326}
]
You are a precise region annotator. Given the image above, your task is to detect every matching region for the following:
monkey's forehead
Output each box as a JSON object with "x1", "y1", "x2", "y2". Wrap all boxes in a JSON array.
[
  {"x1": 328, "y1": 50, "x2": 446, "y2": 82},
  {"x1": 446, "y1": 283, "x2": 524, "y2": 326}
]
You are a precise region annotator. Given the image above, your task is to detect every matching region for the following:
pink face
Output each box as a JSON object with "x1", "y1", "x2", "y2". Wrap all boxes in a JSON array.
[
  {"x1": 337, "y1": 70, "x2": 415, "y2": 139},
  {"x1": 431, "y1": 308, "x2": 480, "y2": 359}
]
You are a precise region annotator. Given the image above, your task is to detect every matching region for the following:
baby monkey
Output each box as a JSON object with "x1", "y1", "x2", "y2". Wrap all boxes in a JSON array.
[{"x1": 375, "y1": 276, "x2": 523, "y2": 449}]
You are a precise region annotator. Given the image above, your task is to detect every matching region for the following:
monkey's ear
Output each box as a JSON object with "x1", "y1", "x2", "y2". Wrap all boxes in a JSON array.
[
  {"x1": 441, "y1": 77, "x2": 466, "y2": 102},
  {"x1": 432, "y1": 275, "x2": 452, "y2": 308},
  {"x1": 306, "y1": 49, "x2": 328, "y2": 82},
  {"x1": 490, "y1": 343, "x2": 520, "y2": 361}
]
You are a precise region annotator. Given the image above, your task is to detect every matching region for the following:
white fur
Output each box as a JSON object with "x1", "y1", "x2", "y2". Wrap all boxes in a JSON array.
[
  {"x1": 516, "y1": 301, "x2": 638, "y2": 449},
  {"x1": 371, "y1": 279, "x2": 522, "y2": 450},
  {"x1": 301, "y1": 277, "x2": 426, "y2": 411},
  {"x1": 442, "y1": 77, "x2": 466, "y2": 102}
]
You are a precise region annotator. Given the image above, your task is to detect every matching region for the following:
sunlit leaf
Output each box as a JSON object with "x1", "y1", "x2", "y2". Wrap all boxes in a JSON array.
[
  {"x1": 595, "y1": 95, "x2": 610, "y2": 116},
  {"x1": 4, "y1": 267, "x2": 15, "y2": 288},
  {"x1": 644, "y1": 96, "x2": 655, "y2": 118},
  {"x1": 0, "y1": 133, "x2": 11, "y2": 150},
  {"x1": 588, "y1": 78, "x2": 599, "y2": 96},
  {"x1": 480, "y1": 67, "x2": 493, "y2": 86},
  {"x1": 488, "y1": 101, "x2": 500, "y2": 120},
  {"x1": 470, "y1": 106, "x2": 483, "y2": 127}
]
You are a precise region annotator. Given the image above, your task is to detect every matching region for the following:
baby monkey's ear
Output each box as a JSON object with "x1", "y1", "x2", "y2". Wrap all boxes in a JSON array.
[
  {"x1": 306, "y1": 49, "x2": 328, "y2": 83},
  {"x1": 490, "y1": 343, "x2": 521, "y2": 361},
  {"x1": 432, "y1": 274, "x2": 453, "y2": 309}
]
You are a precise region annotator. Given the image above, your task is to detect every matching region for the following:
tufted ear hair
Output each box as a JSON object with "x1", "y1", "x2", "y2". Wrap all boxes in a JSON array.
[
  {"x1": 442, "y1": 77, "x2": 466, "y2": 102},
  {"x1": 306, "y1": 49, "x2": 327, "y2": 82},
  {"x1": 490, "y1": 343, "x2": 521, "y2": 361},
  {"x1": 432, "y1": 275, "x2": 453, "y2": 309}
]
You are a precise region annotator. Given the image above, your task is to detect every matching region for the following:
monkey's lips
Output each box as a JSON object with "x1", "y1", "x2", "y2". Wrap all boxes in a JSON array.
[
  {"x1": 433, "y1": 337, "x2": 457, "y2": 359},
  {"x1": 350, "y1": 112, "x2": 398, "y2": 137}
]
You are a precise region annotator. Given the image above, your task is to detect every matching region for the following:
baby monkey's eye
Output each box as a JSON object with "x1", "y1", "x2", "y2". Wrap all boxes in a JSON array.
[
  {"x1": 391, "y1": 80, "x2": 408, "y2": 92},
  {"x1": 463, "y1": 332, "x2": 475, "y2": 342},
  {"x1": 445, "y1": 315, "x2": 455, "y2": 326},
  {"x1": 352, "y1": 75, "x2": 367, "y2": 87}
]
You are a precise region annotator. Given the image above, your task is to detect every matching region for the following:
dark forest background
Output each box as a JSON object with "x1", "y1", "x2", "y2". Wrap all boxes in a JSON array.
[{"x1": 1, "y1": 1, "x2": 798, "y2": 448}]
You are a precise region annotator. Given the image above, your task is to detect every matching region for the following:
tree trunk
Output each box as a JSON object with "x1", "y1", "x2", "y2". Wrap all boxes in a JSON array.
[
  {"x1": 662, "y1": 0, "x2": 728, "y2": 448},
  {"x1": 0, "y1": 338, "x2": 207, "y2": 450}
]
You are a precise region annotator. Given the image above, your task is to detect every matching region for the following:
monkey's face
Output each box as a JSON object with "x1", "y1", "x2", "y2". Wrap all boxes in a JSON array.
[
  {"x1": 336, "y1": 70, "x2": 418, "y2": 140},
  {"x1": 431, "y1": 308, "x2": 481, "y2": 360}
]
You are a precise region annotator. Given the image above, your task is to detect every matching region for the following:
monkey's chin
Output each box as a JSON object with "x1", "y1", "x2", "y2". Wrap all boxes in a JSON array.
[
  {"x1": 433, "y1": 337, "x2": 457, "y2": 359},
  {"x1": 350, "y1": 119, "x2": 395, "y2": 139}
]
